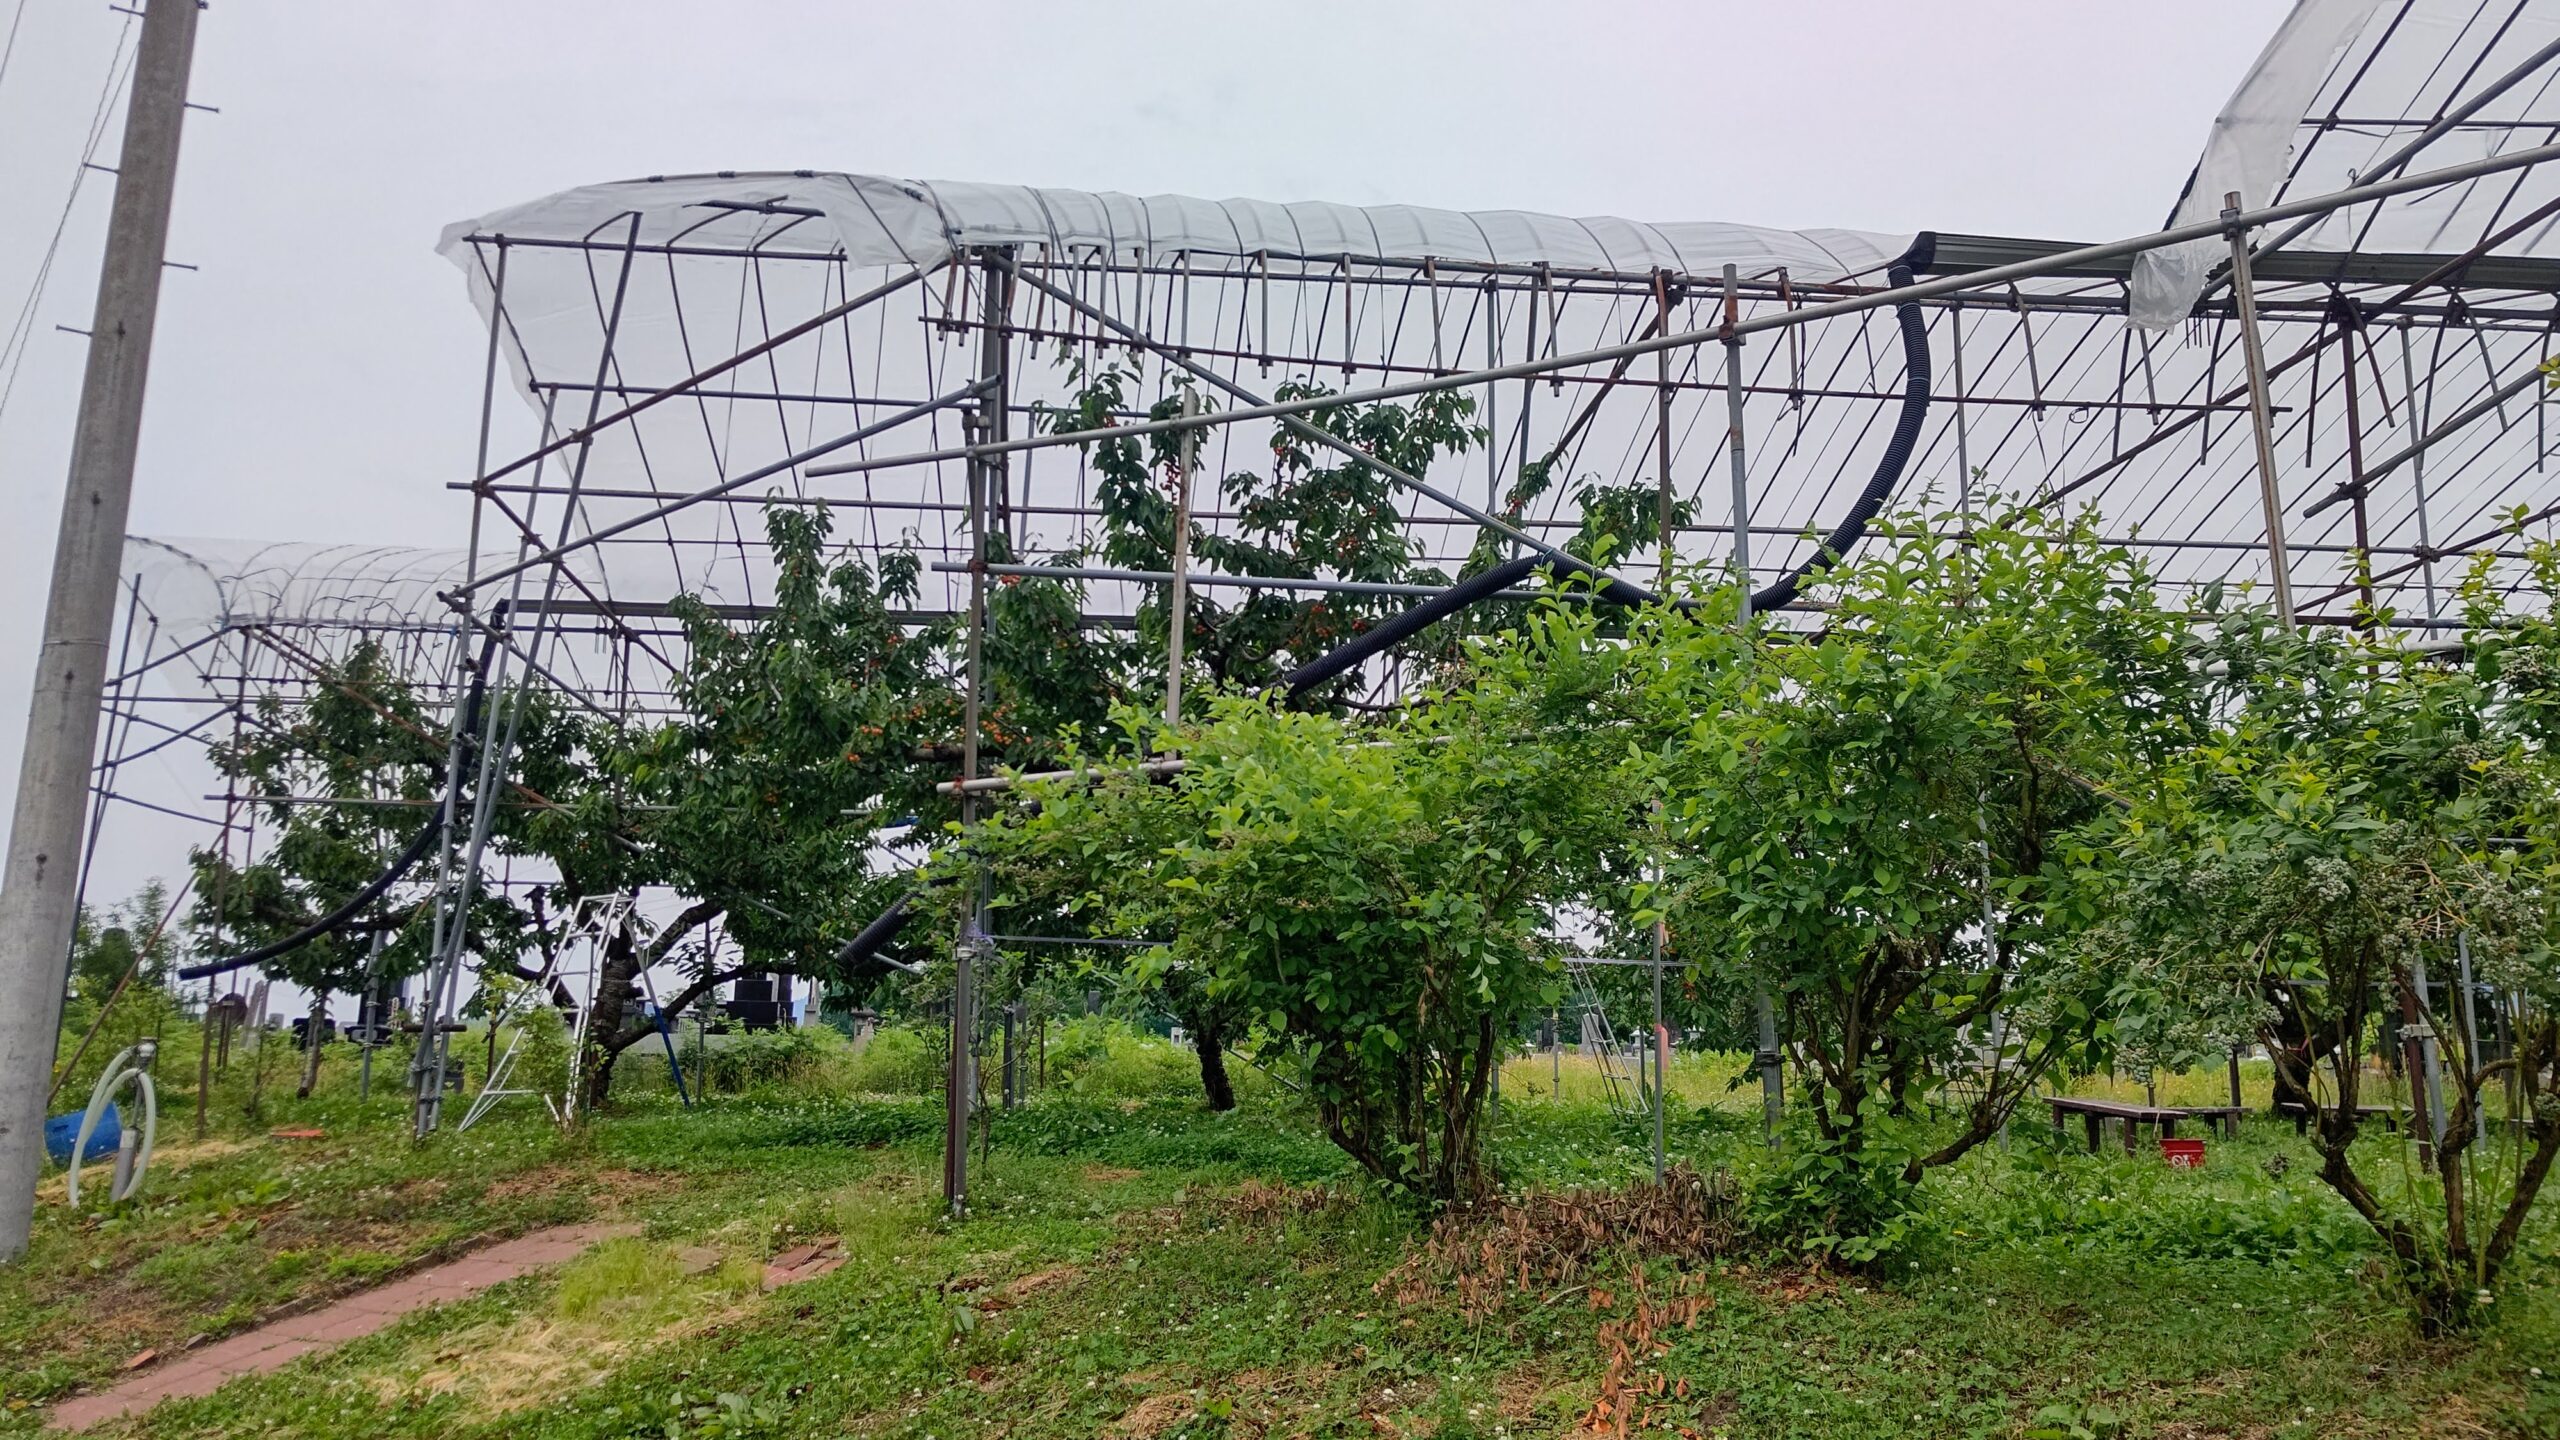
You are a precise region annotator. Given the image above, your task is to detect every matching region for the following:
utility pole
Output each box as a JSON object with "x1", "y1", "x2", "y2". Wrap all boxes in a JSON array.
[{"x1": 0, "y1": 0, "x2": 199, "y2": 1261}]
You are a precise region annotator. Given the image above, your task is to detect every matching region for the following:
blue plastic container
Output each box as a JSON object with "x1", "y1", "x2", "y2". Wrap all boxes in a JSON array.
[{"x1": 43, "y1": 1103, "x2": 120, "y2": 1166}]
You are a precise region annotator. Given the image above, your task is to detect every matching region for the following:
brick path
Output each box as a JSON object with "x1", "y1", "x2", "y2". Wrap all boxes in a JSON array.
[{"x1": 51, "y1": 1221, "x2": 641, "y2": 1432}]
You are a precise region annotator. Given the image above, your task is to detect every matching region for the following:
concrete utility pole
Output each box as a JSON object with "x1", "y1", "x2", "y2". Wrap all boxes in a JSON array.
[{"x1": 0, "y1": 0, "x2": 199, "y2": 1260}]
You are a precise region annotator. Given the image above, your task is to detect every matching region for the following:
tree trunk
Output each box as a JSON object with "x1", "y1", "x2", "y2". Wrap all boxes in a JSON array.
[
  {"x1": 1191, "y1": 1016, "x2": 1235, "y2": 1111},
  {"x1": 582, "y1": 924, "x2": 639, "y2": 1109},
  {"x1": 1884, "y1": 1039, "x2": 1920, "y2": 1117},
  {"x1": 296, "y1": 989, "x2": 327, "y2": 1099},
  {"x1": 583, "y1": 898, "x2": 722, "y2": 1110}
]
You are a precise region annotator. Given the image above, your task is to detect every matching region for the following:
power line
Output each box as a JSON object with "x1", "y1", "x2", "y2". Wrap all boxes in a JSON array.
[
  {"x1": 0, "y1": 0, "x2": 31, "y2": 101},
  {"x1": 0, "y1": 10, "x2": 139, "y2": 432}
]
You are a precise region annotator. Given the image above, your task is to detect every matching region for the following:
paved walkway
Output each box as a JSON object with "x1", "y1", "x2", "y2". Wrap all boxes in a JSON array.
[{"x1": 53, "y1": 1221, "x2": 641, "y2": 1432}]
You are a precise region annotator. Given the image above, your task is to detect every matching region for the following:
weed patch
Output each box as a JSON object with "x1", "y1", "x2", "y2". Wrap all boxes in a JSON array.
[{"x1": 1377, "y1": 1163, "x2": 1747, "y2": 1319}]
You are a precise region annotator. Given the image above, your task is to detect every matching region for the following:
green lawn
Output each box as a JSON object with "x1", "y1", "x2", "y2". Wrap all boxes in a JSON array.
[{"x1": 7, "y1": 1027, "x2": 2556, "y2": 1439}]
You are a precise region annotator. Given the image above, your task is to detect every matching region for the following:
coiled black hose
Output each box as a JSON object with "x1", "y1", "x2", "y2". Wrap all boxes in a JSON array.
[{"x1": 1749, "y1": 262, "x2": 1931, "y2": 612}]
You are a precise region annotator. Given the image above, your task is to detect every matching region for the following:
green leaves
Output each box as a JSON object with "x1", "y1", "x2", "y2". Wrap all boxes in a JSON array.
[
  {"x1": 2055, "y1": 541, "x2": 2560, "y2": 1329},
  {"x1": 191, "y1": 638, "x2": 457, "y2": 994},
  {"x1": 956, "y1": 669, "x2": 1633, "y2": 1205},
  {"x1": 634, "y1": 502, "x2": 949, "y2": 973},
  {"x1": 1555, "y1": 502, "x2": 2200, "y2": 1243}
]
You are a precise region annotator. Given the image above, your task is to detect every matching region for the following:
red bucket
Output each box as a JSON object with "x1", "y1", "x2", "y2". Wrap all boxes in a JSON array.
[{"x1": 2161, "y1": 1137, "x2": 2206, "y2": 1169}]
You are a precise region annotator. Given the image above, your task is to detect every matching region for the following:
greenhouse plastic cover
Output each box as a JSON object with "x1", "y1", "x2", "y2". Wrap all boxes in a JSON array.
[
  {"x1": 438, "y1": 172, "x2": 1917, "y2": 283},
  {"x1": 437, "y1": 173, "x2": 1917, "y2": 410},
  {"x1": 2130, "y1": 0, "x2": 2385, "y2": 328},
  {"x1": 2134, "y1": 0, "x2": 2560, "y2": 328},
  {"x1": 383, "y1": 1, "x2": 2560, "y2": 637},
  {"x1": 123, "y1": 537, "x2": 547, "y2": 637}
]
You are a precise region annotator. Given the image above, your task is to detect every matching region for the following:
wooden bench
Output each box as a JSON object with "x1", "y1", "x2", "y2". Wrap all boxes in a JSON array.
[
  {"x1": 2174, "y1": 1104, "x2": 2245, "y2": 1137},
  {"x1": 2274, "y1": 1100, "x2": 2407, "y2": 1136},
  {"x1": 2045, "y1": 1096, "x2": 2238, "y2": 1154}
]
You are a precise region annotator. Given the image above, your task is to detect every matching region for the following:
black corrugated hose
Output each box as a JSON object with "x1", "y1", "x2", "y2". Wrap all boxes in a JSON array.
[
  {"x1": 175, "y1": 623, "x2": 507, "y2": 983},
  {"x1": 1749, "y1": 260, "x2": 1931, "y2": 612},
  {"x1": 1279, "y1": 256, "x2": 1931, "y2": 699}
]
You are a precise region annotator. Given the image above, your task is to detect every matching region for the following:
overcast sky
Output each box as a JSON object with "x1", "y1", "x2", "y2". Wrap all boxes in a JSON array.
[{"x1": 0, "y1": 0, "x2": 2287, "y2": 918}]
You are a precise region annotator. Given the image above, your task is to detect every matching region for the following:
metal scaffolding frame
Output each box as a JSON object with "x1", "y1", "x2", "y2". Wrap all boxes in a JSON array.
[{"x1": 71, "y1": 3, "x2": 2560, "y2": 1171}]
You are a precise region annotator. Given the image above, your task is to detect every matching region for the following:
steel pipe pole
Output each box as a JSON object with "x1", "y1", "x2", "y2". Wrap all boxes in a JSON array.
[
  {"x1": 2223, "y1": 193, "x2": 2297, "y2": 630},
  {"x1": 949, "y1": 254, "x2": 1011, "y2": 1219},
  {"x1": 1724, "y1": 264, "x2": 1783, "y2": 1145},
  {"x1": 2455, "y1": 931, "x2": 2486, "y2": 1144},
  {"x1": 1164, "y1": 388, "x2": 1202, "y2": 725},
  {"x1": 1655, "y1": 271, "x2": 1676, "y2": 589},
  {"x1": 1722, "y1": 265, "x2": 1753, "y2": 614},
  {"x1": 0, "y1": 0, "x2": 197, "y2": 1259},
  {"x1": 2399, "y1": 320, "x2": 2442, "y2": 619},
  {"x1": 1756, "y1": 992, "x2": 1782, "y2": 1149}
]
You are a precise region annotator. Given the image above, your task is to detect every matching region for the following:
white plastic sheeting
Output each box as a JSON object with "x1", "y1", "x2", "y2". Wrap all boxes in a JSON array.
[
  {"x1": 2268, "y1": 1, "x2": 2560, "y2": 255},
  {"x1": 2131, "y1": 0, "x2": 2386, "y2": 328},
  {"x1": 2133, "y1": 0, "x2": 2560, "y2": 328},
  {"x1": 438, "y1": 171, "x2": 1914, "y2": 281},
  {"x1": 121, "y1": 537, "x2": 497, "y2": 638},
  {"x1": 436, "y1": 172, "x2": 1916, "y2": 436}
]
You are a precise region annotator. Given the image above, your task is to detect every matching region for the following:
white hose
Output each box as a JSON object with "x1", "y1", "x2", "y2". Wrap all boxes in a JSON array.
[{"x1": 66, "y1": 1043, "x2": 158, "y2": 1208}]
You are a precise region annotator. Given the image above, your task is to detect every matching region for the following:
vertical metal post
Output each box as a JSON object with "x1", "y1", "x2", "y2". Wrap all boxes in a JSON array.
[
  {"x1": 2407, "y1": 958, "x2": 2444, "y2": 1162},
  {"x1": 1517, "y1": 267, "x2": 1541, "y2": 495},
  {"x1": 2398, "y1": 320, "x2": 2442, "y2": 620},
  {"x1": 0, "y1": 0, "x2": 198, "y2": 1259},
  {"x1": 946, "y1": 934, "x2": 977, "y2": 1214},
  {"x1": 1654, "y1": 272, "x2": 1676, "y2": 589},
  {"x1": 1484, "y1": 277, "x2": 1500, "y2": 512},
  {"x1": 949, "y1": 252, "x2": 1011, "y2": 1219},
  {"x1": 2455, "y1": 931, "x2": 2485, "y2": 1142},
  {"x1": 1756, "y1": 991, "x2": 1782, "y2": 1148},
  {"x1": 198, "y1": 663, "x2": 248, "y2": 1141},
  {"x1": 1163, "y1": 388, "x2": 1202, "y2": 726},
  {"x1": 1649, "y1": 920, "x2": 1666, "y2": 1183},
  {"x1": 2337, "y1": 312, "x2": 2379, "y2": 621},
  {"x1": 2222, "y1": 192, "x2": 2297, "y2": 629},
  {"x1": 357, "y1": 931, "x2": 384, "y2": 1101},
  {"x1": 1726, "y1": 264, "x2": 1780, "y2": 1147},
  {"x1": 1951, "y1": 309, "x2": 1973, "y2": 526},
  {"x1": 1722, "y1": 265, "x2": 1753, "y2": 615},
  {"x1": 194, "y1": 976, "x2": 216, "y2": 1137},
  {"x1": 1001, "y1": 1001, "x2": 1018, "y2": 1109}
]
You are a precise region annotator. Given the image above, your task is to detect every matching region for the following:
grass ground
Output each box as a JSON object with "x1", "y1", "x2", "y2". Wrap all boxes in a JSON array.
[{"x1": 7, "y1": 1022, "x2": 2556, "y2": 1439}]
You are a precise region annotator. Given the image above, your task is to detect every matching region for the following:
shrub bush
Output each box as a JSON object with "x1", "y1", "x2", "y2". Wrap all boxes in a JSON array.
[
  {"x1": 1043, "y1": 1017, "x2": 1201, "y2": 1101},
  {"x1": 832, "y1": 1024, "x2": 943, "y2": 1096},
  {"x1": 691, "y1": 1026, "x2": 828, "y2": 1095}
]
